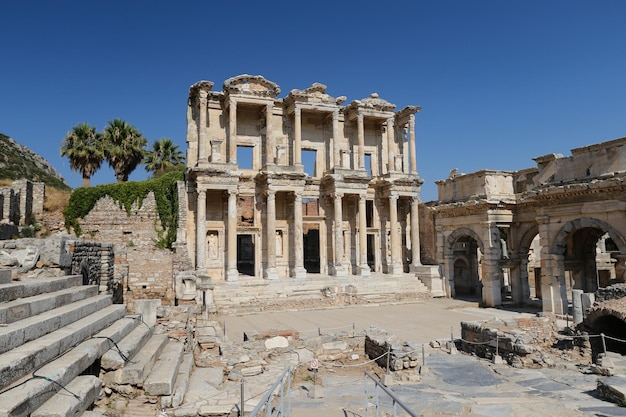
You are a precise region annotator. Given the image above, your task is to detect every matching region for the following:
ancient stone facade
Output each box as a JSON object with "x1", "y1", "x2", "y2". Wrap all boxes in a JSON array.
[
  {"x1": 424, "y1": 137, "x2": 626, "y2": 312},
  {"x1": 184, "y1": 75, "x2": 430, "y2": 284},
  {"x1": 0, "y1": 179, "x2": 44, "y2": 239}
]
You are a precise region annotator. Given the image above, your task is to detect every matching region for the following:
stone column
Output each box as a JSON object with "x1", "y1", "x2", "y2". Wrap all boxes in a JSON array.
[
  {"x1": 198, "y1": 91, "x2": 209, "y2": 164},
  {"x1": 386, "y1": 117, "x2": 395, "y2": 173},
  {"x1": 389, "y1": 194, "x2": 402, "y2": 275},
  {"x1": 481, "y1": 223, "x2": 502, "y2": 307},
  {"x1": 196, "y1": 189, "x2": 207, "y2": 271},
  {"x1": 226, "y1": 190, "x2": 238, "y2": 282},
  {"x1": 292, "y1": 192, "x2": 307, "y2": 279},
  {"x1": 519, "y1": 256, "x2": 531, "y2": 303},
  {"x1": 537, "y1": 215, "x2": 567, "y2": 314},
  {"x1": 357, "y1": 113, "x2": 365, "y2": 170},
  {"x1": 294, "y1": 107, "x2": 302, "y2": 165},
  {"x1": 358, "y1": 194, "x2": 370, "y2": 277},
  {"x1": 265, "y1": 191, "x2": 278, "y2": 279},
  {"x1": 265, "y1": 103, "x2": 274, "y2": 166},
  {"x1": 228, "y1": 98, "x2": 237, "y2": 164},
  {"x1": 333, "y1": 192, "x2": 347, "y2": 277},
  {"x1": 333, "y1": 110, "x2": 340, "y2": 169},
  {"x1": 410, "y1": 196, "x2": 421, "y2": 272},
  {"x1": 409, "y1": 114, "x2": 417, "y2": 174}
]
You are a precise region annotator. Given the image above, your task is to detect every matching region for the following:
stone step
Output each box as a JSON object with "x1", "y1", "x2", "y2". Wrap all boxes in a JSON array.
[
  {"x1": 0, "y1": 304, "x2": 128, "y2": 417},
  {"x1": 161, "y1": 351, "x2": 193, "y2": 408},
  {"x1": 31, "y1": 375, "x2": 102, "y2": 417},
  {"x1": 143, "y1": 340, "x2": 184, "y2": 396},
  {"x1": 101, "y1": 323, "x2": 152, "y2": 371},
  {"x1": 0, "y1": 275, "x2": 81, "y2": 303},
  {"x1": 0, "y1": 294, "x2": 112, "y2": 355},
  {"x1": 107, "y1": 333, "x2": 168, "y2": 385},
  {"x1": 0, "y1": 305, "x2": 134, "y2": 389},
  {"x1": 0, "y1": 285, "x2": 99, "y2": 324}
]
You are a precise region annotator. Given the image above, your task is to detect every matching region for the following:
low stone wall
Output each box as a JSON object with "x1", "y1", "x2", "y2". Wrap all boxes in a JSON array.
[
  {"x1": 460, "y1": 315, "x2": 557, "y2": 363},
  {"x1": 596, "y1": 284, "x2": 626, "y2": 303},
  {"x1": 365, "y1": 328, "x2": 421, "y2": 371}
]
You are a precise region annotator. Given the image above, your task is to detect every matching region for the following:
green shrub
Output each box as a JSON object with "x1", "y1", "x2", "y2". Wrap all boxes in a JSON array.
[{"x1": 63, "y1": 171, "x2": 183, "y2": 249}]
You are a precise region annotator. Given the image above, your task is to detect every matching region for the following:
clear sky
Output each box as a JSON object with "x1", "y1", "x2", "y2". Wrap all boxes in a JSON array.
[{"x1": 2, "y1": 1, "x2": 625, "y2": 201}]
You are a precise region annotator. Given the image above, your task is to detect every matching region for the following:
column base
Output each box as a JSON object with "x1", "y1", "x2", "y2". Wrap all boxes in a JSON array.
[
  {"x1": 264, "y1": 267, "x2": 279, "y2": 280},
  {"x1": 226, "y1": 269, "x2": 238, "y2": 282},
  {"x1": 291, "y1": 267, "x2": 307, "y2": 280},
  {"x1": 358, "y1": 264, "x2": 371, "y2": 277},
  {"x1": 413, "y1": 265, "x2": 445, "y2": 297},
  {"x1": 389, "y1": 263, "x2": 404, "y2": 276},
  {"x1": 332, "y1": 265, "x2": 348, "y2": 277}
]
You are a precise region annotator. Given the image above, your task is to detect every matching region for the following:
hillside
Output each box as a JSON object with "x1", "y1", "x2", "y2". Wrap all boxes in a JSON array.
[{"x1": 0, "y1": 133, "x2": 69, "y2": 190}]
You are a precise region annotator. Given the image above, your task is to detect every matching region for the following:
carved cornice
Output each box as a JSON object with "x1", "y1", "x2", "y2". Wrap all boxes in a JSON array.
[
  {"x1": 188, "y1": 80, "x2": 214, "y2": 99},
  {"x1": 345, "y1": 93, "x2": 396, "y2": 114},
  {"x1": 223, "y1": 74, "x2": 280, "y2": 98}
]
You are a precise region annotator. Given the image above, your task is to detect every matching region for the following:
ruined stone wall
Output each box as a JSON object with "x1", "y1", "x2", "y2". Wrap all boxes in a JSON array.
[
  {"x1": 460, "y1": 316, "x2": 556, "y2": 361},
  {"x1": 119, "y1": 247, "x2": 176, "y2": 312},
  {"x1": 69, "y1": 241, "x2": 116, "y2": 297},
  {"x1": 79, "y1": 193, "x2": 161, "y2": 247},
  {"x1": 595, "y1": 284, "x2": 626, "y2": 302},
  {"x1": 0, "y1": 180, "x2": 44, "y2": 228}
]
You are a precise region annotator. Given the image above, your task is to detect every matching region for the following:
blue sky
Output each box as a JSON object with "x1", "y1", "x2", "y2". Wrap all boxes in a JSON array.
[{"x1": 1, "y1": 1, "x2": 625, "y2": 201}]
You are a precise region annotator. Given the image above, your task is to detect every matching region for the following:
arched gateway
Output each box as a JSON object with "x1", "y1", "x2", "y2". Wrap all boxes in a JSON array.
[{"x1": 425, "y1": 137, "x2": 626, "y2": 312}]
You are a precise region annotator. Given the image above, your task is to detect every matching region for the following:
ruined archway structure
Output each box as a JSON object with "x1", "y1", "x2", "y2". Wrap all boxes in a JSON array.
[
  {"x1": 424, "y1": 137, "x2": 626, "y2": 312},
  {"x1": 182, "y1": 75, "x2": 442, "y2": 294}
]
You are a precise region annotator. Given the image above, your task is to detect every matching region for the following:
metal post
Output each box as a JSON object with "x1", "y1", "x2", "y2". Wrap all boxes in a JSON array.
[
  {"x1": 240, "y1": 378, "x2": 244, "y2": 417},
  {"x1": 422, "y1": 344, "x2": 425, "y2": 366},
  {"x1": 601, "y1": 333, "x2": 607, "y2": 354},
  {"x1": 386, "y1": 345, "x2": 391, "y2": 374},
  {"x1": 495, "y1": 334, "x2": 499, "y2": 358},
  {"x1": 318, "y1": 327, "x2": 321, "y2": 336}
]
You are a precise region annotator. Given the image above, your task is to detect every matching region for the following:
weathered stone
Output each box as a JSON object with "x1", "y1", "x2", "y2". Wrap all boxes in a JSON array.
[{"x1": 265, "y1": 336, "x2": 288, "y2": 349}]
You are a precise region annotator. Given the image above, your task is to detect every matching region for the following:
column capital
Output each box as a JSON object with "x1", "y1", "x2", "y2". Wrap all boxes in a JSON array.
[
  {"x1": 333, "y1": 192, "x2": 344, "y2": 200},
  {"x1": 294, "y1": 106, "x2": 301, "y2": 117},
  {"x1": 389, "y1": 193, "x2": 399, "y2": 202},
  {"x1": 357, "y1": 113, "x2": 364, "y2": 123},
  {"x1": 227, "y1": 189, "x2": 238, "y2": 197},
  {"x1": 332, "y1": 109, "x2": 339, "y2": 121},
  {"x1": 293, "y1": 191, "x2": 302, "y2": 201},
  {"x1": 411, "y1": 196, "x2": 420, "y2": 205},
  {"x1": 266, "y1": 190, "x2": 276, "y2": 199}
]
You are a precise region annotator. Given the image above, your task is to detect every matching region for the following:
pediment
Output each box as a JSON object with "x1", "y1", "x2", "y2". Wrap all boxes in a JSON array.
[{"x1": 223, "y1": 74, "x2": 280, "y2": 98}]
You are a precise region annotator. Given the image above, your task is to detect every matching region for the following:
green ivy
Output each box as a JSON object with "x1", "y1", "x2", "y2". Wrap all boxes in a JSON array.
[{"x1": 63, "y1": 171, "x2": 184, "y2": 249}]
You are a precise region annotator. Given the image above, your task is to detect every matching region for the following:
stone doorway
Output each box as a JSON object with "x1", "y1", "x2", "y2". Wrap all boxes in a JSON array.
[
  {"x1": 303, "y1": 224, "x2": 320, "y2": 273},
  {"x1": 367, "y1": 234, "x2": 376, "y2": 272},
  {"x1": 237, "y1": 234, "x2": 255, "y2": 276},
  {"x1": 452, "y1": 236, "x2": 481, "y2": 299}
]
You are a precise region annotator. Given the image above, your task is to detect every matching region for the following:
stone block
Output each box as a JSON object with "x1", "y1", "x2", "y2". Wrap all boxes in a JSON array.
[
  {"x1": 133, "y1": 299, "x2": 161, "y2": 328},
  {"x1": 264, "y1": 336, "x2": 288, "y2": 349}
]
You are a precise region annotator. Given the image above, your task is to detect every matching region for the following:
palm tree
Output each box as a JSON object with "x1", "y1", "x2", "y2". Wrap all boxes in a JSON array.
[
  {"x1": 143, "y1": 138, "x2": 185, "y2": 176},
  {"x1": 102, "y1": 119, "x2": 148, "y2": 182},
  {"x1": 60, "y1": 123, "x2": 105, "y2": 187}
]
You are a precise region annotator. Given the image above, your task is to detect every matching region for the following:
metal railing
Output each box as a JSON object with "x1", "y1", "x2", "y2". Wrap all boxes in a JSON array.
[
  {"x1": 364, "y1": 371, "x2": 418, "y2": 417},
  {"x1": 247, "y1": 367, "x2": 292, "y2": 417}
]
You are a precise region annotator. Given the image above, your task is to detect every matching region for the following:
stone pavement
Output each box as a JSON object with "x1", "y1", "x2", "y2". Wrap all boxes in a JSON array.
[
  {"x1": 291, "y1": 349, "x2": 626, "y2": 417},
  {"x1": 222, "y1": 298, "x2": 626, "y2": 417},
  {"x1": 222, "y1": 297, "x2": 538, "y2": 344}
]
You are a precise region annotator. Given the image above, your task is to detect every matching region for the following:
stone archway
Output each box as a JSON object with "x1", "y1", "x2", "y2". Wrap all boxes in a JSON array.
[
  {"x1": 445, "y1": 227, "x2": 485, "y2": 300},
  {"x1": 551, "y1": 217, "x2": 626, "y2": 293}
]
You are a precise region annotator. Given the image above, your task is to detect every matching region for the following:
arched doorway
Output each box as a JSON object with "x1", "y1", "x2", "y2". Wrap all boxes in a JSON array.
[
  {"x1": 446, "y1": 229, "x2": 484, "y2": 301},
  {"x1": 552, "y1": 218, "x2": 626, "y2": 294}
]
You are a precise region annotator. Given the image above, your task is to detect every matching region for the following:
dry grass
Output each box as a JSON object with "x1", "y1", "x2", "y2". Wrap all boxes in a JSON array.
[
  {"x1": 44, "y1": 187, "x2": 71, "y2": 213},
  {"x1": 0, "y1": 179, "x2": 13, "y2": 187}
]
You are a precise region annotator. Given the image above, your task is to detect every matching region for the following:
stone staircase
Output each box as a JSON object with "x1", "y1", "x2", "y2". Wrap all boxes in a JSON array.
[
  {"x1": 0, "y1": 270, "x2": 189, "y2": 416},
  {"x1": 213, "y1": 272, "x2": 432, "y2": 315}
]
